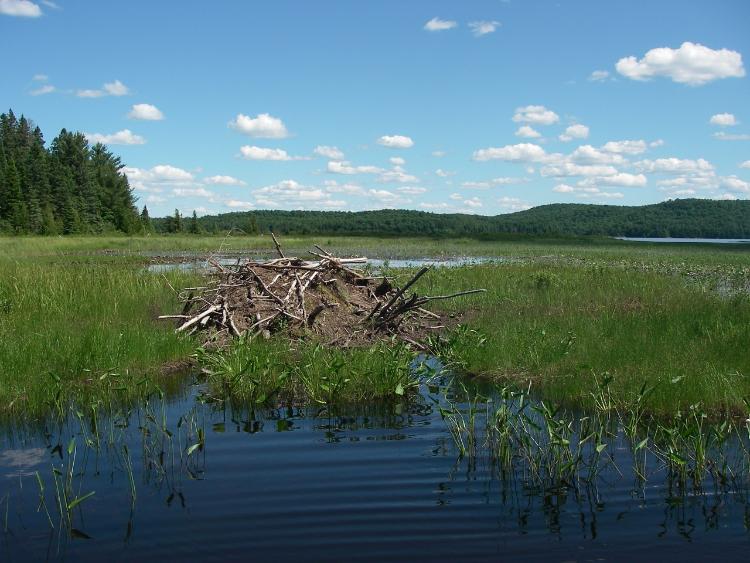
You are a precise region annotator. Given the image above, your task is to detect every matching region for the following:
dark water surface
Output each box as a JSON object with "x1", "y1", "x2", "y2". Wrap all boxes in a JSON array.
[{"x1": 1, "y1": 378, "x2": 749, "y2": 562}]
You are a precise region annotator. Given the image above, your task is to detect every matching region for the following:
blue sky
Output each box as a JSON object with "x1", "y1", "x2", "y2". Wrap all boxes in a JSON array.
[{"x1": 1, "y1": 0, "x2": 749, "y2": 217}]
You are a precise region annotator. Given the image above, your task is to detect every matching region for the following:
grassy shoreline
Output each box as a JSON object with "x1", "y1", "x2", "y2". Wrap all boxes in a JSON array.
[{"x1": 1, "y1": 235, "x2": 749, "y2": 420}]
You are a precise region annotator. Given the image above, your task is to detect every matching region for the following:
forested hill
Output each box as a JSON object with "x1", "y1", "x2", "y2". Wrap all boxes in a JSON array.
[
  {"x1": 165, "y1": 199, "x2": 750, "y2": 239},
  {"x1": 0, "y1": 110, "x2": 141, "y2": 234}
]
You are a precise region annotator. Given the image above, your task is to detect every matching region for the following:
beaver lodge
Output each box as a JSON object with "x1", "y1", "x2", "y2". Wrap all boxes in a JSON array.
[{"x1": 160, "y1": 234, "x2": 485, "y2": 349}]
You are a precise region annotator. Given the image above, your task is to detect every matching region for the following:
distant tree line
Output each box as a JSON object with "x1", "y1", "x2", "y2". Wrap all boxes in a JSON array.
[
  {"x1": 155, "y1": 199, "x2": 750, "y2": 239},
  {"x1": 0, "y1": 109, "x2": 142, "y2": 234}
]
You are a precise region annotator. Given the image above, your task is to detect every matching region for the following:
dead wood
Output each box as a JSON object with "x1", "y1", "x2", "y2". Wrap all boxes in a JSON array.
[{"x1": 162, "y1": 236, "x2": 484, "y2": 349}]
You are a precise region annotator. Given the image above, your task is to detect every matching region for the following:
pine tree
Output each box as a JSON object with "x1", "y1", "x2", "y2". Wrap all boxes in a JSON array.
[
  {"x1": 189, "y1": 210, "x2": 200, "y2": 234},
  {"x1": 140, "y1": 205, "x2": 154, "y2": 233}
]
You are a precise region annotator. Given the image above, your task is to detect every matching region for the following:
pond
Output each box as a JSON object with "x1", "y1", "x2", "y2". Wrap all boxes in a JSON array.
[{"x1": 2, "y1": 372, "x2": 749, "y2": 562}]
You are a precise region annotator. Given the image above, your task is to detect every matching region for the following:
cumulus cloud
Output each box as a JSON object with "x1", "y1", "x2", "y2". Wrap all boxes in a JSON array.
[
  {"x1": 76, "y1": 80, "x2": 130, "y2": 98},
  {"x1": 469, "y1": 20, "x2": 500, "y2": 36},
  {"x1": 515, "y1": 125, "x2": 541, "y2": 138},
  {"x1": 420, "y1": 202, "x2": 451, "y2": 210},
  {"x1": 424, "y1": 17, "x2": 457, "y2": 31},
  {"x1": 229, "y1": 113, "x2": 289, "y2": 138},
  {"x1": 240, "y1": 146, "x2": 308, "y2": 161},
  {"x1": 615, "y1": 42, "x2": 745, "y2": 86},
  {"x1": 128, "y1": 103, "x2": 164, "y2": 121},
  {"x1": 601, "y1": 139, "x2": 648, "y2": 155},
  {"x1": 473, "y1": 143, "x2": 547, "y2": 162},
  {"x1": 588, "y1": 70, "x2": 611, "y2": 82},
  {"x1": 253, "y1": 180, "x2": 341, "y2": 207},
  {"x1": 435, "y1": 169, "x2": 454, "y2": 177},
  {"x1": 569, "y1": 145, "x2": 627, "y2": 165},
  {"x1": 323, "y1": 180, "x2": 366, "y2": 195},
  {"x1": 368, "y1": 189, "x2": 410, "y2": 205},
  {"x1": 173, "y1": 187, "x2": 214, "y2": 198},
  {"x1": 512, "y1": 105, "x2": 559, "y2": 126},
  {"x1": 740, "y1": 160, "x2": 750, "y2": 169},
  {"x1": 432, "y1": 150, "x2": 446, "y2": 157},
  {"x1": 552, "y1": 184, "x2": 624, "y2": 199},
  {"x1": 710, "y1": 113, "x2": 738, "y2": 126},
  {"x1": 29, "y1": 84, "x2": 55, "y2": 96},
  {"x1": 85, "y1": 129, "x2": 145, "y2": 145},
  {"x1": 389, "y1": 156, "x2": 405, "y2": 166},
  {"x1": 124, "y1": 165, "x2": 195, "y2": 194},
  {"x1": 498, "y1": 196, "x2": 532, "y2": 211},
  {"x1": 397, "y1": 187, "x2": 428, "y2": 195},
  {"x1": 541, "y1": 162, "x2": 619, "y2": 177},
  {"x1": 314, "y1": 145, "x2": 344, "y2": 160},
  {"x1": 462, "y1": 177, "x2": 528, "y2": 189},
  {"x1": 713, "y1": 132, "x2": 750, "y2": 141},
  {"x1": 721, "y1": 176, "x2": 750, "y2": 193},
  {"x1": 635, "y1": 158, "x2": 714, "y2": 174},
  {"x1": 559, "y1": 124, "x2": 590, "y2": 142},
  {"x1": 377, "y1": 135, "x2": 414, "y2": 149},
  {"x1": 378, "y1": 167, "x2": 419, "y2": 183},
  {"x1": 462, "y1": 196, "x2": 483, "y2": 208},
  {"x1": 327, "y1": 160, "x2": 383, "y2": 175},
  {"x1": 0, "y1": 0, "x2": 42, "y2": 17},
  {"x1": 587, "y1": 172, "x2": 647, "y2": 187},
  {"x1": 204, "y1": 175, "x2": 246, "y2": 186},
  {"x1": 225, "y1": 200, "x2": 254, "y2": 209}
]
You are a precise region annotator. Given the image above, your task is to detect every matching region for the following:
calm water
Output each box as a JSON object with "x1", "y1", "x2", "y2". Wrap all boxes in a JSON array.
[
  {"x1": 617, "y1": 237, "x2": 750, "y2": 244},
  {"x1": 2, "y1": 374, "x2": 750, "y2": 562}
]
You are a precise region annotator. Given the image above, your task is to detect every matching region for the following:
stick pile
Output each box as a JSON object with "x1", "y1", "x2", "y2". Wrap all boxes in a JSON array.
[{"x1": 160, "y1": 235, "x2": 485, "y2": 349}]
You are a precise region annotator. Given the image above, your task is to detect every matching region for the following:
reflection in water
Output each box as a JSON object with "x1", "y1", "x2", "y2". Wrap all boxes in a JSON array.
[{"x1": 1, "y1": 377, "x2": 749, "y2": 561}]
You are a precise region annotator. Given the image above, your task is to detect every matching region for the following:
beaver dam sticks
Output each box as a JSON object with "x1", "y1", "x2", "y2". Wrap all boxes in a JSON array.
[{"x1": 160, "y1": 235, "x2": 485, "y2": 348}]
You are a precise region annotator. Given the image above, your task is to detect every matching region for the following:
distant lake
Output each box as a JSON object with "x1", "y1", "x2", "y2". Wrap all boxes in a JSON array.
[{"x1": 617, "y1": 237, "x2": 750, "y2": 244}]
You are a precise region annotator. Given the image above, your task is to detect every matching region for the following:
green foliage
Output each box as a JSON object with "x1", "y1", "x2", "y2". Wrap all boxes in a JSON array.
[
  {"x1": 153, "y1": 199, "x2": 750, "y2": 238},
  {"x1": 0, "y1": 109, "x2": 140, "y2": 235}
]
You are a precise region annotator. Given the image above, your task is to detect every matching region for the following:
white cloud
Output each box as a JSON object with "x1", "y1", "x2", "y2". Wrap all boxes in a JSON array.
[
  {"x1": 714, "y1": 193, "x2": 738, "y2": 201},
  {"x1": 512, "y1": 105, "x2": 559, "y2": 126},
  {"x1": 368, "y1": 189, "x2": 410, "y2": 205},
  {"x1": 473, "y1": 143, "x2": 547, "y2": 162},
  {"x1": 32, "y1": 73, "x2": 47, "y2": 81},
  {"x1": 449, "y1": 193, "x2": 462, "y2": 200},
  {"x1": 432, "y1": 150, "x2": 446, "y2": 157},
  {"x1": 327, "y1": 160, "x2": 383, "y2": 175},
  {"x1": 125, "y1": 165, "x2": 195, "y2": 195},
  {"x1": 649, "y1": 139, "x2": 665, "y2": 148},
  {"x1": 151, "y1": 165, "x2": 194, "y2": 181},
  {"x1": 29, "y1": 84, "x2": 55, "y2": 96},
  {"x1": 104, "y1": 80, "x2": 129, "y2": 96},
  {"x1": 740, "y1": 160, "x2": 750, "y2": 169},
  {"x1": 323, "y1": 180, "x2": 366, "y2": 195},
  {"x1": 462, "y1": 177, "x2": 528, "y2": 189},
  {"x1": 602, "y1": 139, "x2": 648, "y2": 154},
  {"x1": 588, "y1": 172, "x2": 647, "y2": 187},
  {"x1": 85, "y1": 129, "x2": 145, "y2": 145},
  {"x1": 435, "y1": 169, "x2": 454, "y2": 177},
  {"x1": 145, "y1": 195, "x2": 167, "y2": 204},
  {"x1": 635, "y1": 158, "x2": 714, "y2": 174},
  {"x1": 462, "y1": 196, "x2": 483, "y2": 208},
  {"x1": 515, "y1": 125, "x2": 541, "y2": 138},
  {"x1": 710, "y1": 113, "x2": 738, "y2": 126},
  {"x1": 240, "y1": 146, "x2": 308, "y2": 161},
  {"x1": 76, "y1": 79, "x2": 130, "y2": 98},
  {"x1": 498, "y1": 196, "x2": 532, "y2": 211},
  {"x1": 314, "y1": 145, "x2": 344, "y2": 160},
  {"x1": 378, "y1": 167, "x2": 419, "y2": 183},
  {"x1": 389, "y1": 156, "x2": 405, "y2": 166},
  {"x1": 424, "y1": 17, "x2": 457, "y2": 31},
  {"x1": 469, "y1": 20, "x2": 500, "y2": 37},
  {"x1": 229, "y1": 113, "x2": 289, "y2": 138},
  {"x1": 225, "y1": 200, "x2": 254, "y2": 209},
  {"x1": 397, "y1": 186, "x2": 428, "y2": 195},
  {"x1": 173, "y1": 187, "x2": 214, "y2": 198},
  {"x1": 128, "y1": 103, "x2": 164, "y2": 121},
  {"x1": 569, "y1": 145, "x2": 626, "y2": 165},
  {"x1": 722, "y1": 176, "x2": 750, "y2": 193},
  {"x1": 615, "y1": 42, "x2": 745, "y2": 86},
  {"x1": 552, "y1": 184, "x2": 575, "y2": 193},
  {"x1": 420, "y1": 202, "x2": 451, "y2": 210},
  {"x1": 204, "y1": 175, "x2": 246, "y2": 186},
  {"x1": 588, "y1": 70, "x2": 610, "y2": 82},
  {"x1": 377, "y1": 135, "x2": 414, "y2": 149},
  {"x1": 254, "y1": 180, "x2": 326, "y2": 202},
  {"x1": 541, "y1": 162, "x2": 619, "y2": 177},
  {"x1": 0, "y1": 0, "x2": 41, "y2": 17},
  {"x1": 559, "y1": 124, "x2": 589, "y2": 142},
  {"x1": 713, "y1": 132, "x2": 750, "y2": 141},
  {"x1": 552, "y1": 184, "x2": 624, "y2": 199}
]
